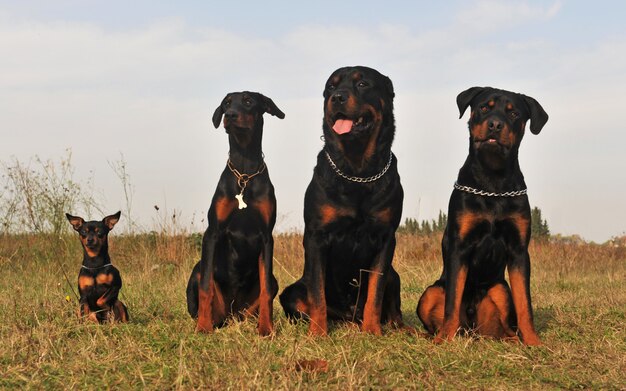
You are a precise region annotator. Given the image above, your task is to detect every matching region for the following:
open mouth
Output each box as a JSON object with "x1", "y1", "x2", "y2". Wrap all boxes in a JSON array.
[{"x1": 331, "y1": 112, "x2": 374, "y2": 135}]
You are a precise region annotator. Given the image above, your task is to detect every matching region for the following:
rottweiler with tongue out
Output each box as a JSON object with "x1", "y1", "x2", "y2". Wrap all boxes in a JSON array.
[{"x1": 279, "y1": 66, "x2": 405, "y2": 336}]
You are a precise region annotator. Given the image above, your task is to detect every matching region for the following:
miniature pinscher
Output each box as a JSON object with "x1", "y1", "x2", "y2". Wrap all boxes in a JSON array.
[{"x1": 66, "y1": 211, "x2": 128, "y2": 323}]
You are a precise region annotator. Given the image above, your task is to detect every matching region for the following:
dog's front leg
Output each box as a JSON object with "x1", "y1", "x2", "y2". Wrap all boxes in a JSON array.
[
  {"x1": 96, "y1": 287, "x2": 114, "y2": 309},
  {"x1": 508, "y1": 251, "x2": 542, "y2": 346},
  {"x1": 257, "y1": 233, "x2": 274, "y2": 336},
  {"x1": 435, "y1": 247, "x2": 468, "y2": 343},
  {"x1": 78, "y1": 276, "x2": 98, "y2": 322},
  {"x1": 196, "y1": 229, "x2": 218, "y2": 333},
  {"x1": 361, "y1": 232, "x2": 396, "y2": 335},
  {"x1": 303, "y1": 231, "x2": 328, "y2": 336},
  {"x1": 78, "y1": 298, "x2": 98, "y2": 323}
]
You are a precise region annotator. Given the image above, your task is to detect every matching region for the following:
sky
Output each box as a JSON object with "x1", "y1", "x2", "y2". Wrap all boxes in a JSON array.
[{"x1": 1, "y1": 0, "x2": 625, "y2": 242}]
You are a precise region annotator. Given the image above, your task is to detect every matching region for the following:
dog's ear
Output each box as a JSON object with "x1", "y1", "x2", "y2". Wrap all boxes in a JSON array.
[
  {"x1": 522, "y1": 95, "x2": 549, "y2": 135},
  {"x1": 382, "y1": 75, "x2": 395, "y2": 99},
  {"x1": 66, "y1": 213, "x2": 84, "y2": 231},
  {"x1": 457, "y1": 87, "x2": 485, "y2": 119},
  {"x1": 261, "y1": 95, "x2": 285, "y2": 119},
  {"x1": 103, "y1": 211, "x2": 121, "y2": 230},
  {"x1": 212, "y1": 103, "x2": 224, "y2": 129}
]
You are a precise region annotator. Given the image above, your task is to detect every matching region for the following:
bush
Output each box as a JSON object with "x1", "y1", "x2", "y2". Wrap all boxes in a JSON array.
[{"x1": 0, "y1": 150, "x2": 101, "y2": 235}]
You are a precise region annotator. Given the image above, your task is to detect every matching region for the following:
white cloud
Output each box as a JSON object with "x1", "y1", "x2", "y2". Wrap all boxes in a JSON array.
[
  {"x1": 0, "y1": 3, "x2": 624, "y2": 242},
  {"x1": 457, "y1": 0, "x2": 563, "y2": 31}
]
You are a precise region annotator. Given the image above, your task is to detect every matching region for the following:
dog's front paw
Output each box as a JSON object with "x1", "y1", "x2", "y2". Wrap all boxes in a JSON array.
[
  {"x1": 434, "y1": 329, "x2": 455, "y2": 344},
  {"x1": 195, "y1": 318, "x2": 214, "y2": 334},
  {"x1": 308, "y1": 321, "x2": 327, "y2": 336},
  {"x1": 87, "y1": 312, "x2": 99, "y2": 323},
  {"x1": 308, "y1": 308, "x2": 328, "y2": 336},
  {"x1": 361, "y1": 321, "x2": 382, "y2": 336},
  {"x1": 257, "y1": 322, "x2": 273, "y2": 337},
  {"x1": 521, "y1": 334, "x2": 543, "y2": 346}
]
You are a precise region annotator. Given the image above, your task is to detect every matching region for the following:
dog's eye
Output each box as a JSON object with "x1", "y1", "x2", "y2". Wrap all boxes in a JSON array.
[
  {"x1": 357, "y1": 81, "x2": 368, "y2": 88},
  {"x1": 480, "y1": 105, "x2": 489, "y2": 113},
  {"x1": 224, "y1": 101, "x2": 230, "y2": 107},
  {"x1": 244, "y1": 99, "x2": 252, "y2": 105},
  {"x1": 327, "y1": 84, "x2": 336, "y2": 91},
  {"x1": 509, "y1": 111, "x2": 519, "y2": 119}
]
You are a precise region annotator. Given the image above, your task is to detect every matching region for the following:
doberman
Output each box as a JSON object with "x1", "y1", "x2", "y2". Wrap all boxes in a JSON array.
[
  {"x1": 186, "y1": 91, "x2": 284, "y2": 336},
  {"x1": 279, "y1": 66, "x2": 404, "y2": 336},
  {"x1": 416, "y1": 87, "x2": 548, "y2": 345},
  {"x1": 66, "y1": 211, "x2": 128, "y2": 323}
]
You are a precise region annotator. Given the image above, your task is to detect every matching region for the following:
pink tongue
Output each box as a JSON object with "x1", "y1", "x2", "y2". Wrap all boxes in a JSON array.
[{"x1": 333, "y1": 119, "x2": 353, "y2": 134}]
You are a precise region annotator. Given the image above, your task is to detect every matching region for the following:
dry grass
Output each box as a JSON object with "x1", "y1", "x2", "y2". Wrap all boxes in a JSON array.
[{"x1": 1, "y1": 233, "x2": 625, "y2": 389}]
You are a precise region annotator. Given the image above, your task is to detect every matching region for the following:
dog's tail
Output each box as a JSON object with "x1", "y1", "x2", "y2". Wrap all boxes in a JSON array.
[{"x1": 186, "y1": 260, "x2": 202, "y2": 318}]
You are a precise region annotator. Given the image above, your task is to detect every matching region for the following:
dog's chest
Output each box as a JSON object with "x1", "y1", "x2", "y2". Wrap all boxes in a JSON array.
[
  {"x1": 78, "y1": 272, "x2": 114, "y2": 294},
  {"x1": 456, "y1": 209, "x2": 528, "y2": 244},
  {"x1": 326, "y1": 218, "x2": 387, "y2": 258}
]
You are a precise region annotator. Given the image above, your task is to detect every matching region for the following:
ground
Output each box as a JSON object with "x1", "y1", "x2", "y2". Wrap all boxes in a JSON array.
[{"x1": 1, "y1": 233, "x2": 624, "y2": 389}]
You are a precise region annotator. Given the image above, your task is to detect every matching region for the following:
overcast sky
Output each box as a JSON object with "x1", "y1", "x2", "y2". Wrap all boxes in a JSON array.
[{"x1": 1, "y1": 0, "x2": 624, "y2": 242}]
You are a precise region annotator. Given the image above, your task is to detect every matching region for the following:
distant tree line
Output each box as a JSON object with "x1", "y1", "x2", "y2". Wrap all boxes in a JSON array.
[
  {"x1": 399, "y1": 207, "x2": 550, "y2": 240},
  {"x1": 398, "y1": 210, "x2": 447, "y2": 235}
]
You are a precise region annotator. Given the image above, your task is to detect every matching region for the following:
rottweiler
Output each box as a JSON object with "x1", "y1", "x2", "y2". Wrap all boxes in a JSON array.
[
  {"x1": 279, "y1": 66, "x2": 404, "y2": 336},
  {"x1": 416, "y1": 87, "x2": 548, "y2": 345},
  {"x1": 66, "y1": 211, "x2": 128, "y2": 323},
  {"x1": 187, "y1": 91, "x2": 284, "y2": 336}
]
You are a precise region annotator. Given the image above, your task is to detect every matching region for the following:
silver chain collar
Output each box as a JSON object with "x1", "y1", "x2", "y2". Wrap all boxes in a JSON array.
[
  {"x1": 81, "y1": 263, "x2": 112, "y2": 270},
  {"x1": 454, "y1": 181, "x2": 527, "y2": 197},
  {"x1": 325, "y1": 150, "x2": 393, "y2": 183}
]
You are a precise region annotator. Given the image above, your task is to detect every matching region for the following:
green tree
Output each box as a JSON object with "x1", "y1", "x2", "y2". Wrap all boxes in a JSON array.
[
  {"x1": 398, "y1": 211, "x2": 448, "y2": 235},
  {"x1": 421, "y1": 220, "x2": 432, "y2": 235},
  {"x1": 531, "y1": 206, "x2": 550, "y2": 239},
  {"x1": 436, "y1": 210, "x2": 447, "y2": 231}
]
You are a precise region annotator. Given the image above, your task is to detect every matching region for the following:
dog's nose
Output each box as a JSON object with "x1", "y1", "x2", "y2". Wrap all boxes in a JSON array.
[
  {"x1": 330, "y1": 92, "x2": 347, "y2": 105},
  {"x1": 488, "y1": 120, "x2": 503, "y2": 131},
  {"x1": 225, "y1": 110, "x2": 239, "y2": 121}
]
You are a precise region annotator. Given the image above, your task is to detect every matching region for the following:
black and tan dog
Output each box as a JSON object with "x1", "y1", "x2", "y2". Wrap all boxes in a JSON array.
[
  {"x1": 66, "y1": 211, "x2": 128, "y2": 323},
  {"x1": 186, "y1": 91, "x2": 284, "y2": 336},
  {"x1": 279, "y1": 66, "x2": 404, "y2": 336},
  {"x1": 417, "y1": 87, "x2": 548, "y2": 345}
]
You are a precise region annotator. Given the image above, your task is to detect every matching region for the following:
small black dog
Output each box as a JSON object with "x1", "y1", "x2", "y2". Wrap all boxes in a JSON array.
[
  {"x1": 66, "y1": 211, "x2": 128, "y2": 323},
  {"x1": 416, "y1": 87, "x2": 548, "y2": 345},
  {"x1": 187, "y1": 91, "x2": 284, "y2": 336}
]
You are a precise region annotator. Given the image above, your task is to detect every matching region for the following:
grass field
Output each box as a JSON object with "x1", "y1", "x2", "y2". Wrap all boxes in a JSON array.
[{"x1": 1, "y1": 232, "x2": 624, "y2": 389}]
